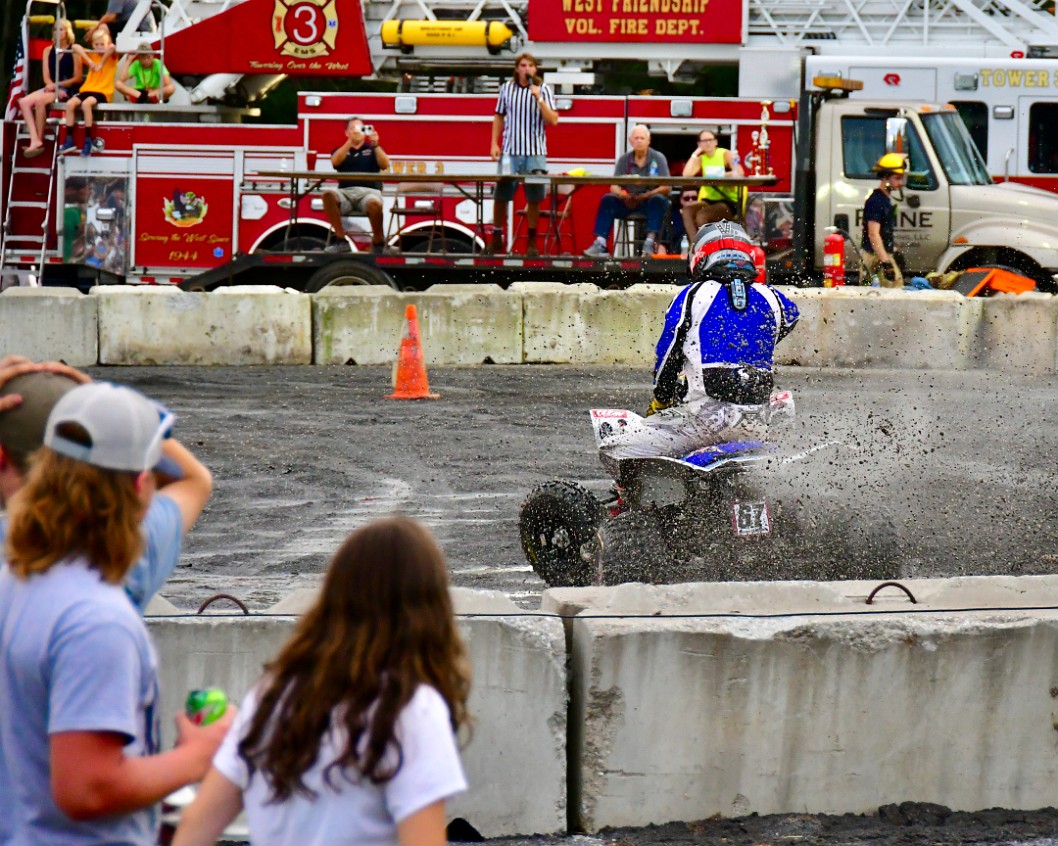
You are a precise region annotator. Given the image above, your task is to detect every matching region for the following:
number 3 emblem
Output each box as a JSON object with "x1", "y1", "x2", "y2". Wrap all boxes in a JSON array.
[{"x1": 273, "y1": 0, "x2": 338, "y2": 59}]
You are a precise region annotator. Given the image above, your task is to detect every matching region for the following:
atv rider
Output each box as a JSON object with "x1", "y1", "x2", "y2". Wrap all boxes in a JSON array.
[{"x1": 597, "y1": 220, "x2": 799, "y2": 482}]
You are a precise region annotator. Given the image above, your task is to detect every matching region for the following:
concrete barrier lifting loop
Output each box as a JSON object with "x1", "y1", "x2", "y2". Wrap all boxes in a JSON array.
[
  {"x1": 865, "y1": 581, "x2": 918, "y2": 605},
  {"x1": 196, "y1": 593, "x2": 250, "y2": 615}
]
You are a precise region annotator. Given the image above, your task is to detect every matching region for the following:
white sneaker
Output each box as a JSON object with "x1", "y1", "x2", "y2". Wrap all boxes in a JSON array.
[{"x1": 583, "y1": 241, "x2": 610, "y2": 259}]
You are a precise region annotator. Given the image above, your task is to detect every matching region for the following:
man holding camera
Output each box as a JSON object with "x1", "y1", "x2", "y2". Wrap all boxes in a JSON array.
[{"x1": 322, "y1": 117, "x2": 391, "y2": 254}]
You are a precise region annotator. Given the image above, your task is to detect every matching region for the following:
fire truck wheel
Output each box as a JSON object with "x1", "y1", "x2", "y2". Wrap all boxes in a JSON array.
[{"x1": 304, "y1": 260, "x2": 398, "y2": 293}]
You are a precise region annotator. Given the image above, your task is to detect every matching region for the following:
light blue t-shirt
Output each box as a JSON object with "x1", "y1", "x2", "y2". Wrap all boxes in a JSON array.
[
  {"x1": 0, "y1": 560, "x2": 161, "y2": 846},
  {"x1": 0, "y1": 493, "x2": 182, "y2": 613}
]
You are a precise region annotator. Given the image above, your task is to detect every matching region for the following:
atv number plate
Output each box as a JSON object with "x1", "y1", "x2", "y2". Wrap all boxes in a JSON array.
[{"x1": 731, "y1": 500, "x2": 771, "y2": 537}]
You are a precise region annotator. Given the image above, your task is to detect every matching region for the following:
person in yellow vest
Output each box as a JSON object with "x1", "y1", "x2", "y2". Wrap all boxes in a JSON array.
[{"x1": 681, "y1": 130, "x2": 745, "y2": 237}]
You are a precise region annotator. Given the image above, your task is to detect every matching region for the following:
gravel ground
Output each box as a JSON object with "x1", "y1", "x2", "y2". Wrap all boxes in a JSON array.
[
  {"x1": 104, "y1": 364, "x2": 1058, "y2": 611},
  {"x1": 477, "y1": 805, "x2": 1058, "y2": 846}
]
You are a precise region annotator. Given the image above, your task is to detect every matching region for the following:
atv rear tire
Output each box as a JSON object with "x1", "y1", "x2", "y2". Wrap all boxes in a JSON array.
[{"x1": 519, "y1": 481, "x2": 604, "y2": 587}]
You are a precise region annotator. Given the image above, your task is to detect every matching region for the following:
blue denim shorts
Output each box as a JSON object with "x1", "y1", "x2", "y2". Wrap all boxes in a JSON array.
[{"x1": 495, "y1": 154, "x2": 548, "y2": 203}]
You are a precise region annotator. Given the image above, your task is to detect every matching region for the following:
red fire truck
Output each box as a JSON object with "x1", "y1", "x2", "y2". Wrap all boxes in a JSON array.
[
  {"x1": 6, "y1": 0, "x2": 1058, "y2": 292},
  {"x1": 0, "y1": 13, "x2": 794, "y2": 290}
]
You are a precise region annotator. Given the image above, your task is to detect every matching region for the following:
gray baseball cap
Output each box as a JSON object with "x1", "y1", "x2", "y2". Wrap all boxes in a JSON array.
[
  {"x1": 44, "y1": 382, "x2": 181, "y2": 476},
  {"x1": 0, "y1": 372, "x2": 80, "y2": 458}
]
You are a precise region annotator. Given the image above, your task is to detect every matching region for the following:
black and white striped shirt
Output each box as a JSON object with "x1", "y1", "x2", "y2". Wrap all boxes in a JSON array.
[{"x1": 494, "y1": 80, "x2": 555, "y2": 156}]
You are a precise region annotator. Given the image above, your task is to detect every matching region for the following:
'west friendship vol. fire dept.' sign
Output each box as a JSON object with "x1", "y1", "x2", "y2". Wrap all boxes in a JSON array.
[{"x1": 529, "y1": 0, "x2": 744, "y2": 44}]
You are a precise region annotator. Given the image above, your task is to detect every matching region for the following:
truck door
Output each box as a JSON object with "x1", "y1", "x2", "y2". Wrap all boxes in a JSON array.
[{"x1": 823, "y1": 112, "x2": 950, "y2": 276}]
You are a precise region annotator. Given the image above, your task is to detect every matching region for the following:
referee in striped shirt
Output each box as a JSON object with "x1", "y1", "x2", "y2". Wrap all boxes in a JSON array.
[{"x1": 489, "y1": 52, "x2": 559, "y2": 256}]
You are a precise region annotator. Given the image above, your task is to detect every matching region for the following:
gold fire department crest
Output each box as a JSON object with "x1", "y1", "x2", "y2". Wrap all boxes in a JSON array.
[{"x1": 272, "y1": 0, "x2": 339, "y2": 58}]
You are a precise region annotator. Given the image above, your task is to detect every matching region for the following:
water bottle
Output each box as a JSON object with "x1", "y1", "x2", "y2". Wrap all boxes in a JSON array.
[
  {"x1": 649, "y1": 159, "x2": 658, "y2": 176},
  {"x1": 500, "y1": 153, "x2": 512, "y2": 175},
  {"x1": 679, "y1": 235, "x2": 689, "y2": 258}
]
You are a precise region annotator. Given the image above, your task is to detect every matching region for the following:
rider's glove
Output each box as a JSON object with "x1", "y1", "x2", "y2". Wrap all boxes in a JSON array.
[{"x1": 645, "y1": 397, "x2": 670, "y2": 417}]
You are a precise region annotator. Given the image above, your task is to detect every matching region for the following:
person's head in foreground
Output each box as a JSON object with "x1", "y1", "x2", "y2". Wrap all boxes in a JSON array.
[
  {"x1": 0, "y1": 370, "x2": 79, "y2": 504},
  {"x1": 5, "y1": 381, "x2": 171, "y2": 580}
]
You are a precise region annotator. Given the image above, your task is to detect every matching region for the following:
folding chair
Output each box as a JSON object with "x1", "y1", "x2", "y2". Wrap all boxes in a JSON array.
[
  {"x1": 385, "y1": 182, "x2": 447, "y2": 253},
  {"x1": 512, "y1": 177, "x2": 579, "y2": 255}
]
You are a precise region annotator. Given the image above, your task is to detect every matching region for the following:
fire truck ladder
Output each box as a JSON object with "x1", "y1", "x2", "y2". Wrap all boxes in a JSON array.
[
  {"x1": 745, "y1": 0, "x2": 1058, "y2": 57},
  {"x1": 365, "y1": 0, "x2": 1058, "y2": 80},
  {"x1": 1, "y1": 123, "x2": 61, "y2": 285},
  {"x1": 1, "y1": 0, "x2": 67, "y2": 285}
]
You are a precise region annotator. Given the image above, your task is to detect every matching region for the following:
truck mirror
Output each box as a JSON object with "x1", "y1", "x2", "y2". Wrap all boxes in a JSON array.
[
  {"x1": 885, "y1": 117, "x2": 908, "y2": 156},
  {"x1": 906, "y1": 172, "x2": 930, "y2": 191}
]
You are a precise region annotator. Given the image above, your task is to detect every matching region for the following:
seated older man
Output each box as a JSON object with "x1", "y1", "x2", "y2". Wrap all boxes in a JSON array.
[{"x1": 583, "y1": 124, "x2": 671, "y2": 259}]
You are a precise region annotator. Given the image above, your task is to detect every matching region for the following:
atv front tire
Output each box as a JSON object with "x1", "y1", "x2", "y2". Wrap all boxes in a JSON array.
[{"x1": 519, "y1": 481, "x2": 604, "y2": 587}]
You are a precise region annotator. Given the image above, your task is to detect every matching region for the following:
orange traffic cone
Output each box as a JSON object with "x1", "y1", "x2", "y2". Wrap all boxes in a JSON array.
[{"x1": 387, "y1": 304, "x2": 440, "y2": 400}]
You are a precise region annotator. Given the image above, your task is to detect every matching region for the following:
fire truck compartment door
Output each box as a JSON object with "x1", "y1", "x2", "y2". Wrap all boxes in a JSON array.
[
  {"x1": 132, "y1": 151, "x2": 237, "y2": 271},
  {"x1": 849, "y1": 66, "x2": 937, "y2": 102}
]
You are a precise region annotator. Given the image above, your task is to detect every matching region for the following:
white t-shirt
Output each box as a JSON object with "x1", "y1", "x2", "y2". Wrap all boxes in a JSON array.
[{"x1": 213, "y1": 683, "x2": 466, "y2": 846}]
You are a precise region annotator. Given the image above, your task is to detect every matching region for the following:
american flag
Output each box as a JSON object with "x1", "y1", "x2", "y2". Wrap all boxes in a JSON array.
[{"x1": 4, "y1": 15, "x2": 28, "y2": 121}]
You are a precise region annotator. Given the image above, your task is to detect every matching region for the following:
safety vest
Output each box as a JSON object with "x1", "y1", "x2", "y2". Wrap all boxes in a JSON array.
[{"x1": 696, "y1": 149, "x2": 739, "y2": 204}]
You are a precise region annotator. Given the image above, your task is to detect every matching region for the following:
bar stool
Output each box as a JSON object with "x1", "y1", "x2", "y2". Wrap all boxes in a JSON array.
[{"x1": 613, "y1": 211, "x2": 651, "y2": 257}]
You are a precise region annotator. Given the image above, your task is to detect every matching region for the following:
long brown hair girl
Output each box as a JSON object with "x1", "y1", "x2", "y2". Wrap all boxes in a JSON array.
[{"x1": 174, "y1": 516, "x2": 472, "y2": 846}]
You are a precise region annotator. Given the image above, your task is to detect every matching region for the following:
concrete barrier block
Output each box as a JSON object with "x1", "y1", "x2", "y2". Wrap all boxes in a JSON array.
[
  {"x1": 314, "y1": 284, "x2": 522, "y2": 365},
  {"x1": 447, "y1": 589, "x2": 567, "y2": 836},
  {"x1": 96, "y1": 285, "x2": 311, "y2": 365},
  {"x1": 779, "y1": 288, "x2": 980, "y2": 370},
  {"x1": 567, "y1": 577, "x2": 1058, "y2": 832},
  {"x1": 148, "y1": 616, "x2": 293, "y2": 739},
  {"x1": 0, "y1": 288, "x2": 97, "y2": 365},
  {"x1": 977, "y1": 292, "x2": 1058, "y2": 372},
  {"x1": 150, "y1": 587, "x2": 567, "y2": 838},
  {"x1": 543, "y1": 579, "x2": 859, "y2": 618},
  {"x1": 517, "y1": 282, "x2": 677, "y2": 364}
]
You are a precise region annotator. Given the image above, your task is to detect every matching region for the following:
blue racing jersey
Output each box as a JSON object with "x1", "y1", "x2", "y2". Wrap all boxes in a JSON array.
[{"x1": 653, "y1": 279, "x2": 799, "y2": 407}]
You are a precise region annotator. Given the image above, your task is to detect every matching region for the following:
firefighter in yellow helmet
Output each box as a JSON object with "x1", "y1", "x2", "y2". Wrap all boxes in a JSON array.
[{"x1": 860, "y1": 153, "x2": 907, "y2": 287}]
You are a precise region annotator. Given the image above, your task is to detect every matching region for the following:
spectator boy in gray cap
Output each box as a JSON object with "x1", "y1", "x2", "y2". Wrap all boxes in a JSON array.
[{"x1": 0, "y1": 355, "x2": 212, "y2": 612}]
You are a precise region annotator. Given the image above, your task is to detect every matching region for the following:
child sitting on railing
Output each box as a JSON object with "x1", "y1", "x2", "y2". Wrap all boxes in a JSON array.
[
  {"x1": 115, "y1": 42, "x2": 174, "y2": 104},
  {"x1": 60, "y1": 25, "x2": 118, "y2": 157},
  {"x1": 20, "y1": 19, "x2": 82, "y2": 158}
]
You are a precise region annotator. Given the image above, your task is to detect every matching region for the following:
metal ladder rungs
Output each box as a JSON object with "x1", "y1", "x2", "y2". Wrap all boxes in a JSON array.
[{"x1": 2, "y1": 17, "x2": 65, "y2": 286}]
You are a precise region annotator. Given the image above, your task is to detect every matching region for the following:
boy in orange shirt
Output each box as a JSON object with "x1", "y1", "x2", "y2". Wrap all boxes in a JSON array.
[{"x1": 61, "y1": 26, "x2": 118, "y2": 157}]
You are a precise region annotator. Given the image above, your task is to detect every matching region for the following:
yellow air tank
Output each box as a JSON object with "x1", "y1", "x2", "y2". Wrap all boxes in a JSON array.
[{"x1": 381, "y1": 20, "x2": 515, "y2": 52}]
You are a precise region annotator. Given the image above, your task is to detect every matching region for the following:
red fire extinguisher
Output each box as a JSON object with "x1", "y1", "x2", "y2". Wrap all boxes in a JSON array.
[
  {"x1": 749, "y1": 245, "x2": 766, "y2": 285},
  {"x1": 823, "y1": 230, "x2": 845, "y2": 287}
]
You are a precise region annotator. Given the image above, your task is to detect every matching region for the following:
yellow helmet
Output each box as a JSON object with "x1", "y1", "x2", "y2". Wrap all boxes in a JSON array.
[{"x1": 872, "y1": 153, "x2": 907, "y2": 174}]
